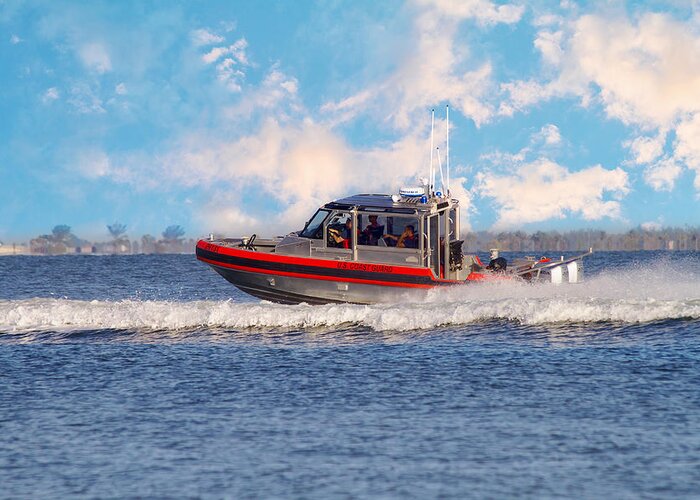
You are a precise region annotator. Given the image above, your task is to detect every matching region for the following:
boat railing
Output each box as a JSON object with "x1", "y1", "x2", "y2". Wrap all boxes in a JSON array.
[{"x1": 210, "y1": 237, "x2": 279, "y2": 253}]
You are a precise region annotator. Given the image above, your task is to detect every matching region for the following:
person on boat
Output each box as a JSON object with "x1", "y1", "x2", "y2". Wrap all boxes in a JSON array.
[
  {"x1": 361, "y1": 215, "x2": 384, "y2": 245},
  {"x1": 486, "y1": 256, "x2": 507, "y2": 272},
  {"x1": 329, "y1": 219, "x2": 355, "y2": 249},
  {"x1": 383, "y1": 225, "x2": 418, "y2": 248}
]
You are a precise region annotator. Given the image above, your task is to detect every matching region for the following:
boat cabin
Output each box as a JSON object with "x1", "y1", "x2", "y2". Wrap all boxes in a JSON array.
[{"x1": 275, "y1": 193, "x2": 467, "y2": 280}]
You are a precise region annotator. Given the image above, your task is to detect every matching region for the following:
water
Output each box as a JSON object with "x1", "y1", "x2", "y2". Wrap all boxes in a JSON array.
[{"x1": 1, "y1": 251, "x2": 700, "y2": 498}]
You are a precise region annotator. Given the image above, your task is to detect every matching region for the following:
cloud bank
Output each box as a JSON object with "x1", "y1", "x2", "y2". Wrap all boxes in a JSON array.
[
  {"x1": 11, "y1": 0, "x2": 700, "y2": 241},
  {"x1": 503, "y1": 9, "x2": 700, "y2": 192}
]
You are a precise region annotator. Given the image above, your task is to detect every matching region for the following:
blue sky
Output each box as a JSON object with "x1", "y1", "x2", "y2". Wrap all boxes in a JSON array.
[{"x1": 2, "y1": 0, "x2": 700, "y2": 242}]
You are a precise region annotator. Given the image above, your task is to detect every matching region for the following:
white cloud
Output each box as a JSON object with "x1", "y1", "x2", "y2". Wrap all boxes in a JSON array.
[
  {"x1": 533, "y1": 14, "x2": 564, "y2": 28},
  {"x1": 42, "y1": 87, "x2": 60, "y2": 103},
  {"x1": 100, "y1": 116, "x2": 472, "y2": 235},
  {"x1": 504, "y1": 11, "x2": 700, "y2": 192},
  {"x1": 474, "y1": 127, "x2": 629, "y2": 229},
  {"x1": 221, "y1": 21, "x2": 236, "y2": 33},
  {"x1": 215, "y1": 58, "x2": 245, "y2": 92},
  {"x1": 536, "y1": 124, "x2": 561, "y2": 146},
  {"x1": 563, "y1": 14, "x2": 700, "y2": 128},
  {"x1": 115, "y1": 82, "x2": 127, "y2": 95},
  {"x1": 626, "y1": 133, "x2": 666, "y2": 165},
  {"x1": 64, "y1": 4, "x2": 544, "y2": 235},
  {"x1": 167, "y1": 118, "x2": 423, "y2": 197},
  {"x1": 482, "y1": 125, "x2": 562, "y2": 167},
  {"x1": 416, "y1": 0, "x2": 523, "y2": 25},
  {"x1": 475, "y1": 159, "x2": 629, "y2": 229},
  {"x1": 190, "y1": 28, "x2": 224, "y2": 47},
  {"x1": 498, "y1": 80, "x2": 554, "y2": 116},
  {"x1": 321, "y1": 0, "x2": 524, "y2": 129},
  {"x1": 224, "y1": 66, "x2": 300, "y2": 118},
  {"x1": 674, "y1": 113, "x2": 700, "y2": 189},
  {"x1": 68, "y1": 83, "x2": 105, "y2": 114},
  {"x1": 202, "y1": 39, "x2": 247, "y2": 64},
  {"x1": 280, "y1": 79, "x2": 297, "y2": 94},
  {"x1": 202, "y1": 46, "x2": 228, "y2": 64},
  {"x1": 641, "y1": 220, "x2": 662, "y2": 231},
  {"x1": 10, "y1": 34, "x2": 22, "y2": 44},
  {"x1": 321, "y1": 90, "x2": 372, "y2": 113},
  {"x1": 643, "y1": 158, "x2": 682, "y2": 192},
  {"x1": 74, "y1": 150, "x2": 112, "y2": 179},
  {"x1": 150, "y1": 42, "x2": 474, "y2": 233},
  {"x1": 78, "y1": 42, "x2": 112, "y2": 73},
  {"x1": 479, "y1": 150, "x2": 526, "y2": 167},
  {"x1": 193, "y1": 202, "x2": 261, "y2": 235},
  {"x1": 534, "y1": 29, "x2": 563, "y2": 66},
  {"x1": 200, "y1": 38, "x2": 249, "y2": 92}
]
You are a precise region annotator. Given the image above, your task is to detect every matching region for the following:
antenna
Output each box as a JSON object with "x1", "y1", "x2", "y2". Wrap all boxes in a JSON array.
[
  {"x1": 430, "y1": 109, "x2": 435, "y2": 195},
  {"x1": 436, "y1": 146, "x2": 445, "y2": 195},
  {"x1": 446, "y1": 104, "x2": 450, "y2": 195}
]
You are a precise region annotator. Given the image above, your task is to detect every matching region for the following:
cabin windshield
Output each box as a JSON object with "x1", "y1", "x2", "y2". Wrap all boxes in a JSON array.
[{"x1": 299, "y1": 209, "x2": 330, "y2": 239}]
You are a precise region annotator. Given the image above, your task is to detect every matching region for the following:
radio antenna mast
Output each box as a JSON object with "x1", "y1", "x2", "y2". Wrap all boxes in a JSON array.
[
  {"x1": 429, "y1": 109, "x2": 435, "y2": 196},
  {"x1": 446, "y1": 104, "x2": 450, "y2": 195},
  {"x1": 436, "y1": 146, "x2": 445, "y2": 195}
]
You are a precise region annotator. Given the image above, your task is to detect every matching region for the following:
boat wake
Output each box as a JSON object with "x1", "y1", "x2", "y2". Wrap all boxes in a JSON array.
[{"x1": 1, "y1": 260, "x2": 699, "y2": 334}]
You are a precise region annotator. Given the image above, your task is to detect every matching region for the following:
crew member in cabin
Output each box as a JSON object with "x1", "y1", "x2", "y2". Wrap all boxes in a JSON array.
[
  {"x1": 329, "y1": 219, "x2": 356, "y2": 249},
  {"x1": 361, "y1": 215, "x2": 384, "y2": 245},
  {"x1": 383, "y1": 225, "x2": 418, "y2": 248}
]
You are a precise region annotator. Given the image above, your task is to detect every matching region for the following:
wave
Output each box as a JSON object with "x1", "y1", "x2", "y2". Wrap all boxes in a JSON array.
[
  {"x1": 1, "y1": 261, "x2": 699, "y2": 333},
  {"x1": 0, "y1": 270, "x2": 700, "y2": 332}
]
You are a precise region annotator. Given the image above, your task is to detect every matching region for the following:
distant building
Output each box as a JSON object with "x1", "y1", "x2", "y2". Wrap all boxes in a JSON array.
[
  {"x1": 0, "y1": 243, "x2": 29, "y2": 255},
  {"x1": 93, "y1": 239, "x2": 131, "y2": 254}
]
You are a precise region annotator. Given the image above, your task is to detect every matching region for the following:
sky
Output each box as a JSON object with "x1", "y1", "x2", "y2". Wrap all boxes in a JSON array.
[{"x1": 2, "y1": 0, "x2": 700, "y2": 242}]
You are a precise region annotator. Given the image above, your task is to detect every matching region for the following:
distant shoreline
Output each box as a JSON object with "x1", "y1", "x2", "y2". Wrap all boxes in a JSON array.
[
  {"x1": 4, "y1": 226, "x2": 699, "y2": 254},
  {"x1": 1, "y1": 249, "x2": 698, "y2": 258},
  {"x1": 0, "y1": 251, "x2": 196, "y2": 257}
]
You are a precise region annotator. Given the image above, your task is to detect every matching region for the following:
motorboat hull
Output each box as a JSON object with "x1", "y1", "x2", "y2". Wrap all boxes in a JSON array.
[
  {"x1": 196, "y1": 238, "x2": 591, "y2": 304},
  {"x1": 196, "y1": 240, "x2": 450, "y2": 304},
  {"x1": 209, "y1": 266, "x2": 419, "y2": 304}
]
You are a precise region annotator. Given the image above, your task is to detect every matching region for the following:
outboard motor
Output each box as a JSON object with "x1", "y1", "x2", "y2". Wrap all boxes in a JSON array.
[{"x1": 487, "y1": 256, "x2": 508, "y2": 272}]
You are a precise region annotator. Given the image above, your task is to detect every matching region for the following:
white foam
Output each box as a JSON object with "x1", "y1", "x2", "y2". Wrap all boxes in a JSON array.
[{"x1": 1, "y1": 261, "x2": 699, "y2": 332}]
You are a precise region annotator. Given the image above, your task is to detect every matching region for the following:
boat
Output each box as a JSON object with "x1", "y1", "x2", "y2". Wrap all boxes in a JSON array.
[
  {"x1": 196, "y1": 108, "x2": 591, "y2": 304},
  {"x1": 196, "y1": 190, "x2": 591, "y2": 304}
]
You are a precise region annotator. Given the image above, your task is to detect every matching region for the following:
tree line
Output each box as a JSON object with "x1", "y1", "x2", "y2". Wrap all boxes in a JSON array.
[
  {"x1": 29, "y1": 223, "x2": 195, "y2": 255},
  {"x1": 24, "y1": 223, "x2": 700, "y2": 255},
  {"x1": 463, "y1": 227, "x2": 700, "y2": 253}
]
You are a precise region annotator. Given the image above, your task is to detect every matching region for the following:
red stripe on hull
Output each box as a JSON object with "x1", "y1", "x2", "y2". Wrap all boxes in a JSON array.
[
  {"x1": 198, "y1": 256, "x2": 434, "y2": 289},
  {"x1": 196, "y1": 240, "x2": 435, "y2": 278}
]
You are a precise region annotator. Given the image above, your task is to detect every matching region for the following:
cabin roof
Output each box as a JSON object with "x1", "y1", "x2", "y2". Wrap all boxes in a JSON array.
[{"x1": 324, "y1": 193, "x2": 455, "y2": 214}]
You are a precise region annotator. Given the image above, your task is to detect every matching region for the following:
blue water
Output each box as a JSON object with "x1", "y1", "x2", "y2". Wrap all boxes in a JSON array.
[{"x1": 1, "y1": 251, "x2": 700, "y2": 498}]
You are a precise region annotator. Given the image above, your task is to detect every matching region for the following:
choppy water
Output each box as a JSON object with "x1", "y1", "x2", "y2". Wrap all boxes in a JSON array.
[{"x1": 1, "y1": 251, "x2": 700, "y2": 498}]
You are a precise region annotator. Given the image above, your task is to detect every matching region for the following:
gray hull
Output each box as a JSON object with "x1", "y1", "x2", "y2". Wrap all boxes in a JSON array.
[{"x1": 212, "y1": 265, "x2": 420, "y2": 305}]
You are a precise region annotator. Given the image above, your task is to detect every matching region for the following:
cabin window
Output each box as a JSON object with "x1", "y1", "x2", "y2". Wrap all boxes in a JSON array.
[
  {"x1": 357, "y1": 213, "x2": 387, "y2": 246},
  {"x1": 325, "y1": 212, "x2": 354, "y2": 248},
  {"x1": 428, "y1": 215, "x2": 441, "y2": 276},
  {"x1": 355, "y1": 213, "x2": 420, "y2": 249},
  {"x1": 449, "y1": 208, "x2": 457, "y2": 241},
  {"x1": 299, "y1": 209, "x2": 330, "y2": 239},
  {"x1": 382, "y1": 216, "x2": 420, "y2": 249}
]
